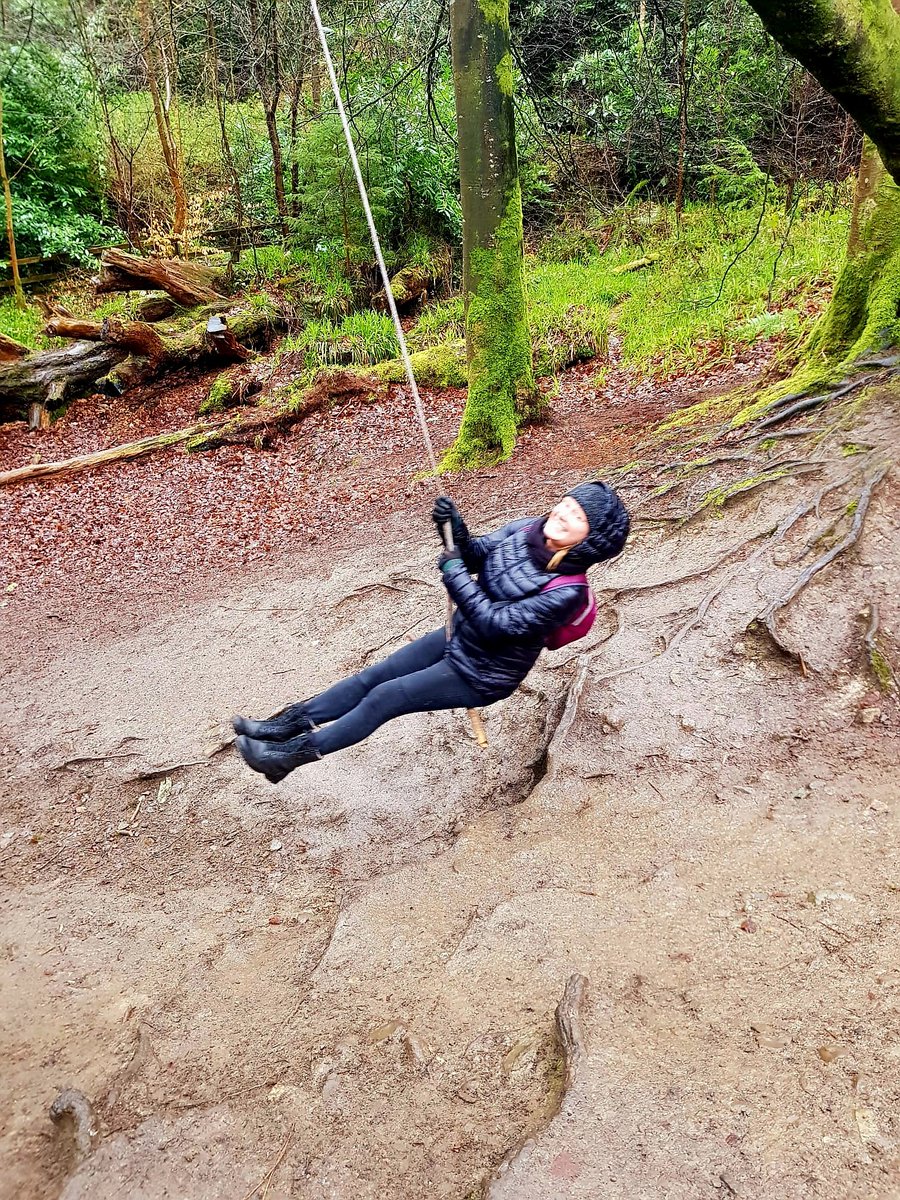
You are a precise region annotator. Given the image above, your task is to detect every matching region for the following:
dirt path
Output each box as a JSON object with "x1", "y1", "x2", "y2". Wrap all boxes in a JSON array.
[{"x1": 1, "y1": 364, "x2": 898, "y2": 1199}]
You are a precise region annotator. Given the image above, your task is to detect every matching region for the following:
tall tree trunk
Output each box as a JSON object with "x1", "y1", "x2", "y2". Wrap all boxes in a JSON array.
[
  {"x1": 207, "y1": 6, "x2": 247, "y2": 248},
  {"x1": 446, "y1": 0, "x2": 537, "y2": 468},
  {"x1": 804, "y1": 139, "x2": 900, "y2": 370},
  {"x1": 744, "y1": 0, "x2": 900, "y2": 184},
  {"x1": 744, "y1": 0, "x2": 900, "y2": 380},
  {"x1": 137, "y1": 0, "x2": 188, "y2": 243},
  {"x1": 675, "y1": 0, "x2": 689, "y2": 222},
  {"x1": 0, "y1": 92, "x2": 25, "y2": 310},
  {"x1": 247, "y1": 0, "x2": 288, "y2": 237}
]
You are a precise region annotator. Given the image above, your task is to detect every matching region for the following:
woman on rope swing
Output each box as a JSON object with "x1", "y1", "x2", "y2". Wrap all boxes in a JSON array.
[{"x1": 234, "y1": 481, "x2": 630, "y2": 783}]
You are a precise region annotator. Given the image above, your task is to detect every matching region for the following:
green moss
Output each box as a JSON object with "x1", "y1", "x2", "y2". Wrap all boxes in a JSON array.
[
  {"x1": 763, "y1": 148, "x2": 900, "y2": 403},
  {"x1": 374, "y1": 341, "x2": 468, "y2": 389},
  {"x1": 200, "y1": 372, "x2": 234, "y2": 415},
  {"x1": 496, "y1": 51, "x2": 515, "y2": 96},
  {"x1": 477, "y1": 0, "x2": 510, "y2": 27},
  {"x1": 655, "y1": 389, "x2": 748, "y2": 437},
  {"x1": 869, "y1": 644, "x2": 896, "y2": 692},
  {"x1": 841, "y1": 442, "x2": 866, "y2": 456},
  {"x1": 701, "y1": 468, "x2": 792, "y2": 515},
  {"x1": 443, "y1": 186, "x2": 538, "y2": 469},
  {"x1": 846, "y1": 497, "x2": 859, "y2": 516}
]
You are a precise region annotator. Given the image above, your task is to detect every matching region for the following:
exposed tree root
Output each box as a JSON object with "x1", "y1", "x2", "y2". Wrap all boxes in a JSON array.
[
  {"x1": 485, "y1": 973, "x2": 589, "y2": 1198},
  {"x1": 863, "y1": 601, "x2": 898, "y2": 695},
  {"x1": 554, "y1": 972, "x2": 589, "y2": 1093},
  {"x1": 591, "y1": 474, "x2": 860, "y2": 684},
  {"x1": 49, "y1": 1088, "x2": 100, "y2": 1159},
  {"x1": 759, "y1": 467, "x2": 889, "y2": 659},
  {"x1": 756, "y1": 374, "x2": 878, "y2": 430}
]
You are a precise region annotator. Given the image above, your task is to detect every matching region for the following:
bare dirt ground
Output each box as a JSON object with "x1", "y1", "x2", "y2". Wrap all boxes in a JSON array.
[{"x1": 1, "y1": 350, "x2": 899, "y2": 1200}]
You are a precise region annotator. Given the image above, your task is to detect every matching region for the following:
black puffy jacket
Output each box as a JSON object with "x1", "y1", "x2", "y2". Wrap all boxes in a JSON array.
[{"x1": 440, "y1": 518, "x2": 586, "y2": 699}]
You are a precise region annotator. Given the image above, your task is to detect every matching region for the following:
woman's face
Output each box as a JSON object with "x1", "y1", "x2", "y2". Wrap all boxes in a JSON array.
[{"x1": 544, "y1": 496, "x2": 589, "y2": 548}]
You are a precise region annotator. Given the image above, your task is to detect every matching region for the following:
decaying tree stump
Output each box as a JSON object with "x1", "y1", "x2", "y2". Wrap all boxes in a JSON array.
[{"x1": 92, "y1": 247, "x2": 229, "y2": 307}]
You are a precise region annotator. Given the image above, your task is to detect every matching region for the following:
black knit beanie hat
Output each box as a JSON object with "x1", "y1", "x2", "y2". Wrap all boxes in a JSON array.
[{"x1": 559, "y1": 481, "x2": 630, "y2": 570}]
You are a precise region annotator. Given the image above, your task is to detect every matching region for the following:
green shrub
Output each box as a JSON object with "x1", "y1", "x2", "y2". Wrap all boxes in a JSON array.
[{"x1": 1, "y1": 43, "x2": 118, "y2": 263}]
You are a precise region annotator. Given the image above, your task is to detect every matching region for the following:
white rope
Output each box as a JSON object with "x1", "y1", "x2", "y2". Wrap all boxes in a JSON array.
[{"x1": 308, "y1": 0, "x2": 442, "y2": 480}]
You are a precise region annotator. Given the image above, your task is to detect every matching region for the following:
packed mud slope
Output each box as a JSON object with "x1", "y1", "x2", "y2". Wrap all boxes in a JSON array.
[{"x1": 1, "y1": 364, "x2": 899, "y2": 1199}]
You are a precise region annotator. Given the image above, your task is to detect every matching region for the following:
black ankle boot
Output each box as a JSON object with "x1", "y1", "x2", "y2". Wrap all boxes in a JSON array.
[
  {"x1": 231, "y1": 702, "x2": 314, "y2": 743},
  {"x1": 235, "y1": 731, "x2": 322, "y2": 784}
]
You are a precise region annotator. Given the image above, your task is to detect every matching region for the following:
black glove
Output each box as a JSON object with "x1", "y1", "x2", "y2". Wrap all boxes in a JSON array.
[
  {"x1": 438, "y1": 547, "x2": 463, "y2": 573},
  {"x1": 432, "y1": 495, "x2": 467, "y2": 548}
]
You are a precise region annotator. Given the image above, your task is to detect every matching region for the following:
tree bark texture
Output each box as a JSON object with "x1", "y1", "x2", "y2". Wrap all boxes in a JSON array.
[
  {"x1": 0, "y1": 331, "x2": 29, "y2": 361},
  {"x1": 743, "y1": 0, "x2": 900, "y2": 376},
  {"x1": 447, "y1": 0, "x2": 537, "y2": 467},
  {"x1": 0, "y1": 92, "x2": 25, "y2": 310},
  {"x1": 744, "y1": 0, "x2": 900, "y2": 186}
]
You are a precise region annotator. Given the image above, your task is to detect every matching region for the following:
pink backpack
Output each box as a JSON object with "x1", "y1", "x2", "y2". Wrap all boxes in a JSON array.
[{"x1": 542, "y1": 574, "x2": 598, "y2": 650}]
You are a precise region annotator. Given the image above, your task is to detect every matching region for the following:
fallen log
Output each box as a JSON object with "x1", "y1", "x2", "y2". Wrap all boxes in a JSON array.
[
  {"x1": 0, "y1": 426, "x2": 204, "y2": 485},
  {"x1": 0, "y1": 331, "x2": 29, "y2": 362},
  {"x1": 374, "y1": 244, "x2": 452, "y2": 311},
  {"x1": 0, "y1": 307, "x2": 278, "y2": 420},
  {"x1": 0, "y1": 369, "x2": 382, "y2": 486},
  {"x1": 45, "y1": 316, "x2": 168, "y2": 364},
  {"x1": 92, "y1": 247, "x2": 229, "y2": 307},
  {"x1": 0, "y1": 341, "x2": 126, "y2": 418}
]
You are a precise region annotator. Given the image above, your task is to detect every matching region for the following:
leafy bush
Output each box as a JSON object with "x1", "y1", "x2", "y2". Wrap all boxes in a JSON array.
[{"x1": 1, "y1": 43, "x2": 117, "y2": 264}]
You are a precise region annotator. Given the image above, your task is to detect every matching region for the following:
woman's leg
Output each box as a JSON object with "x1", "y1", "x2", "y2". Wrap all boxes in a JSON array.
[
  {"x1": 304, "y1": 629, "x2": 447, "y2": 725},
  {"x1": 314, "y1": 658, "x2": 486, "y2": 755}
]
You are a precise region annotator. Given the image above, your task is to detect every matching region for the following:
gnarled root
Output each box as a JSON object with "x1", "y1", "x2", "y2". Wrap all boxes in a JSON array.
[
  {"x1": 485, "y1": 973, "x2": 589, "y2": 1196},
  {"x1": 759, "y1": 467, "x2": 888, "y2": 661},
  {"x1": 49, "y1": 1088, "x2": 99, "y2": 1159}
]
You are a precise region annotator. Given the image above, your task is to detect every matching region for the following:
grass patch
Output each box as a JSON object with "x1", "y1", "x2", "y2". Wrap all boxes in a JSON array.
[
  {"x1": 560, "y1": 199, "x2": 849, "y2": 374},
  {"x1": 0, "y1": 297, "x2": 47, "y2": 350},
  {"x1": 405, "y1": 195, "x2": 849, "y2": 388},
  {"x1": 280, "y1": 309, "x2": 399, "y2": 370}
]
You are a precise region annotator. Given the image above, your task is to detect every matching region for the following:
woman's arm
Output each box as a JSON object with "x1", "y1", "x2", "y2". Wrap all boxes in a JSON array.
[{"x1": 440, "y1": 559, "x2": 582, "y2": 641}]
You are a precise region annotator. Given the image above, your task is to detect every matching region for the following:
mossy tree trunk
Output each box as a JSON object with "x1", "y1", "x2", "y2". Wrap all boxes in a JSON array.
[
  {"x1": 804, "y1": 140, "x2": 900, "y2": 371},
  {"x1": 446, "y1": 0, "x2": 539, "y2": 468},
  {"x1": 745, "y1": 0, "x2": 900, "y2": 379}
]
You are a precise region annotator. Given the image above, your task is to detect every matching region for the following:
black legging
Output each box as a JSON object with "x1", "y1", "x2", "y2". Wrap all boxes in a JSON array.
[{"x1": 306, "y1": 629, "x2": 495, "y2": 755}]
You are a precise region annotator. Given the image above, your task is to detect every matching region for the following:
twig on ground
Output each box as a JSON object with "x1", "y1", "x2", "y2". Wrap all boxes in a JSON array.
[
  {"x1": 240, "y1": 1127, "x2": 294, "y2": 1200},
  {"x1": 53, "y1": 752, "x2": 137, "y2": 770}
]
